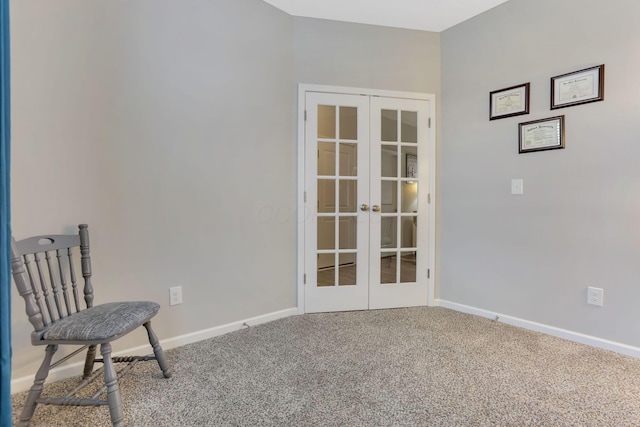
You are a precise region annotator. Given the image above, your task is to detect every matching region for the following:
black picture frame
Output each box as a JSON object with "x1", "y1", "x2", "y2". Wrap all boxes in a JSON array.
[
  {"x1": 489, "y1": 83, "x2": 530, "y2": 120},
  {"x1": 551, "y1": 64, "x2": 604, "y2": 109},
  {"x1": 518, "y1": 116, "x2": 565, "y2": 154}
]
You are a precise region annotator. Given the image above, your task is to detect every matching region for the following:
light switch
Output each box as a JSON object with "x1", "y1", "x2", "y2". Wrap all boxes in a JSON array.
[{"x1": 511, "y1": 178, "x2": 523, "y2": 195}]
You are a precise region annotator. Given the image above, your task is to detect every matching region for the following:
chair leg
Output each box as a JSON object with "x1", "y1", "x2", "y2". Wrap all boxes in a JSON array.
[
  {"x1": 18, "y1": 344, "x2": 58, "y2": 427},
  {"x1": 144, "y1": 321, "x2": 172, "y2": 378},
  {"x1": 82, "y1": 344, "x2": 98, "y2": 379},
  {"x1": 101, "y1": 342, "x2": 124, "y2": 427}
]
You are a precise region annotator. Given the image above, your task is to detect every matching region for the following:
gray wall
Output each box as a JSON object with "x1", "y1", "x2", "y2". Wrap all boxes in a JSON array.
[
  {"x1": 441, "y1": 0, "x2": 640, "y2": 346},
  {"x1": 293, "y1": 17, "x2": 440, "y2": 94},
  {"x1": 10, "y1": 2, "x2": 443, "y2": 382},
  {"x1": 10, "y1": 0, "x2": 295, "y2": 379}
]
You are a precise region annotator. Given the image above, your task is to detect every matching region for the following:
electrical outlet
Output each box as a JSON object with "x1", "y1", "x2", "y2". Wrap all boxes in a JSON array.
[
  {"x1": 169, "y1": 286, "x2": 183, "y2": 306},
  {"x1": 587, "y1": 286, "x2": 603, "y2": 307}
]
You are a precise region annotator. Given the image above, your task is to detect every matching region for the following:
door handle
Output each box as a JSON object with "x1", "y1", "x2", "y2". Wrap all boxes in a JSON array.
[
  {"x1": 360, "y1": 204, "x2": 369, "y2": 212},
  {"x1": 372, "y1": 205, "x2": 381, "y2": 212}
]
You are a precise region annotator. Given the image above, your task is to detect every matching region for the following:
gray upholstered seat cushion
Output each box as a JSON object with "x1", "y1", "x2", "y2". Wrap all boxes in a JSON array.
[{"x1": 41, "y1": 301, "x2": 160, "y2": 342}]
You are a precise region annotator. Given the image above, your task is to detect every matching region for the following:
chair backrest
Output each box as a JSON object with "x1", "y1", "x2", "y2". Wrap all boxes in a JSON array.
[{"x1": 10, "y1": 224, "x2": 94, "y2": 336}]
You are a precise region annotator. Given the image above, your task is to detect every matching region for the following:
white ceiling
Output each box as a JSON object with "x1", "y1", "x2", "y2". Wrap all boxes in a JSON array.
[{"x1": 262, "y1": 0, "x2": 511, "y2": 32}]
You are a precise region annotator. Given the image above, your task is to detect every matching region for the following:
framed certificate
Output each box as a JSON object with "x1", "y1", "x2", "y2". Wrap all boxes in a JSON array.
[
  {"x1": 551, "y1": 65, "x2": 604, "y2": 109},
  {"x1": 489, "y1": 83, "x2": 530, "y2": 120},
  {"x1": 518, "y1": 116, "x2": 565, "y2": 154}
]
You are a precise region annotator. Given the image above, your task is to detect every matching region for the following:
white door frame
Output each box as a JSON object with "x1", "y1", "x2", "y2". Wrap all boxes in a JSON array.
[{"x1": 296, "y1": 84, "x2": 437, "y2": 314}]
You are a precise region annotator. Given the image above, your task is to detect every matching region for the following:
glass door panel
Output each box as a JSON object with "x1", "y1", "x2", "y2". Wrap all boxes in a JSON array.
[
  {"x1": 318, "y1": 142, "x2": 336, "y2": 176},
  {"x1": 339, "y1": 144, "x2": 358, "y2": 176},
  {"x1": 381, "y1": 181, "x2": 397, "y2": 213},
  {"x1": 381, "y1": 145, "x2": 397, "y2": 178},
  {"x1": 401, "y1": 217, "x2": 417, "y2": 249},
  {"x1": 317, "y1": 254, "x2": 335, "y2": 287},
  {"x1": 401, "y1": 146, "x2": 417, "y2": 178},
  {"x1": 400, "y1": 251, "x2": 417, "y2": 283},
  {"x1": 317, "y1": 105, "x2": 336, "y2": 139},
  {"x1": 317, "y1": 217, "x2": 335, "y2": 250},
  {"x1": 339, "y1": 107, "x2": 358, "y2": 140},
  {"x1": 317, "y1": 179, "x2": 335, "y2": 213},
  {"x1": 338, "y1": 180, "x2": 357, "y2": 213},
  {"x1": 401, "y1": 182, "x2": 417, "y2": 213},
  {"x1": 380, "y1": 253, "x2": 397, "y2": 284},
  {"x1": 381, "y1": 216, "x2": 397, "y2": 249},
  {"x1": 401, "y1": 111, "x2": 418, "y2": 143},
  {"x1": 338, "y1": 216, "x2": 357, "y2": 250},
  {"x1": 338, "y1": 253, "x2": 357, "y2": 286},
  {"x1": 381, "y1": 109, "x2": 398, "y2": 142}
]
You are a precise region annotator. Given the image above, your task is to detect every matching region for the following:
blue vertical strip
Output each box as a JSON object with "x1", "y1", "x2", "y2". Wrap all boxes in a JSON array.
[{"x1": 0, "y1": 0, "x2": 11, "y2": 425}]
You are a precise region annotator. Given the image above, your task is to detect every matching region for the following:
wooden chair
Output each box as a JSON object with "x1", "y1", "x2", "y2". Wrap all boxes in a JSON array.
[{"x1": 10, "y1": 224, "x2": 172, "y2": 426}]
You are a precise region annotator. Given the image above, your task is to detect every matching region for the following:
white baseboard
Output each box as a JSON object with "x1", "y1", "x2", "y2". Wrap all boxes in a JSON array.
[
  {"x1": 11, "y1": 307, "x2": 298, "y2": 394},
  {"x1": 436, "y1": 299, "x2": 640, "y2": 359}
]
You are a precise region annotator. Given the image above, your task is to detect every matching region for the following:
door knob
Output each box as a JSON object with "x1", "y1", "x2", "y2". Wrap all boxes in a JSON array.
[
  {"x1": 372, "y1": 205, "x2": 381, "y2": 212},
  {"x1": 360, "y1": 204, "x2": 369, "y2": 212}
]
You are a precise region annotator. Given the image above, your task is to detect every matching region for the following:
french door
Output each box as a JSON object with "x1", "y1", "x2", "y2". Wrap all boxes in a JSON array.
[{"x1": 303, "y1": 90, "x2": 432, "y2": 313}]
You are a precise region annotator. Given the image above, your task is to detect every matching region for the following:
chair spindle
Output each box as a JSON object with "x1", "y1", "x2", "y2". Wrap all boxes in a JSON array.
[
  {"x1": 79, "y1": 224, "x2": 94, "y2": 309},
  {"x1": 45, "y1": 250, "x2": 66, "y2": 319},
  {"x1": 23, "y1": 254, "x2": 49, "y2": 326},
  {"x1": 56, "y1": 248, "x2": 73, "y2": 316},
  {"x1": 68, "y1": 247, "x2": 81, "y2": 313},
  {"x1": 33, "y1": 252, "x2": 57, "y2": 323}
]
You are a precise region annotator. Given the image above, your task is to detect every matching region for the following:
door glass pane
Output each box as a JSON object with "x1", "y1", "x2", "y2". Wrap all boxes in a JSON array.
[
  {"x1": 338, "y1": 216, "x2": 357, "y2": 249},
  {"x1": 339, "y1": 143, "x2": 357, "y2": 176},
  {"x1": 338, "y1": 253, "x2": 356, "y2": 286},
  {"x1": 401, "y1": 181, "x2": 418, "y2": 213},
  {"x1": 381, "y1": 181, "x2": 397, "y2": 213},
  {"x1": 317, "y1": 254, "x2": 335, "y2": 287},
  {"x1": 317, "y1": 217, "x2": 335, "y2": 250},
  {"x1": 401, "y1": 217, "x2": 417, "y2": 248},
  {"x1": 400, "y1": 251, "x2": 417, "y2": 283},
  {"x1": 381, "y1": 252, "x2": 397, "y2": 284},
  {"x1": 339, "y1": 180, "x2": 357, "y2": 213},
  {"x1": 317, "y1": 179, "x2": 335, "y2": 213},
  {"x1": 401, "y1": 111, "x2": 418, "y2": 143},
  {"x1": 339, "y1": 107, "x2": 357, "y2": 140},
  {"x1": 381, "y1": 109, "x2": 398, "y2": 142},
  {"x1": 318, "y1": 142, "x2": 336, "y2": 176},
  {"x1": 318, "y1": 105, "x2": 336, "y2": 139},
  {"x1": 401, "y1": 146, "x2": 418, "y2": 178},
  {"x1": 381, "y1": 216, "x2": 397, "y2": 249},
  {"x1": 381, "y1": 145, "x2": 397, "y2": 177}
]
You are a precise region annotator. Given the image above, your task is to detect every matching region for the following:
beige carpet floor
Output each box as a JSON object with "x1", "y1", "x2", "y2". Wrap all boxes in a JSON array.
[{"x1": 11, "y1": 307, "x2": 640, "y2": 426}]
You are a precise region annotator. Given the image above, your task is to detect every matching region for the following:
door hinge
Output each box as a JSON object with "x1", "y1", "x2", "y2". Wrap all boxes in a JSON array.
[
  {"x1": 304, "y1": 110, "x2": 307, "y2": 121},
  {"x1": 428, "y1": 117, "x2": 431, "y2": 128},
  {"x1": 304, "y1": 274, "x2": 307, "y2": 284},
  {"x1": 427, "y1": 269, "x2": 431, "y2": 279},
  {"x1": 428, "y1": 193, "x2": 431, "y2": 204},
  {"x1": 304, "y1": 191, "x2": 307, "y2": 203}
]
